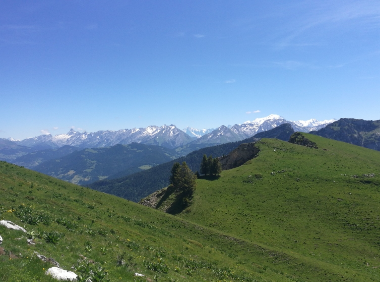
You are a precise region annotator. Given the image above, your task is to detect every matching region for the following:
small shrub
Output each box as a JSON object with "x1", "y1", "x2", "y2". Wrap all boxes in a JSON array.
[
  {"x1": 84, "y1": 241, "x2": 92, "y2": 253},
  {"x1": 43, "y1": 231, "x2": 64, "y2": 244},
  {"x1": 75, "y1": 259, "x2": 109, "y2": 282},
  {"x1": 98, "y1": 228, "x2": 108, "y2": 237}
]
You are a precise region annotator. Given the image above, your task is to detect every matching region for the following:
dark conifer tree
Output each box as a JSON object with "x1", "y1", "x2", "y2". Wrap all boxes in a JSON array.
[
  {"x1": 212, "y1": 158, "x2": 222, "y2": 176},
  {"x1": 200, "y1": 154, "x2": 209, "y2": 175},
  {"x1": 207, "y1": 155, "x2": 213, "y2": 175},
  {"x1": 170, "y1": 162, "x2": 180, "y2": 187},
  {"x1": 170, "y1": 162, "x2": 196, "y2": 193}
]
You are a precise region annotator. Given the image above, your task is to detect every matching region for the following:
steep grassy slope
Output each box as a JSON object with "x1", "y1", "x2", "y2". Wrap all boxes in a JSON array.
[
  {"x1": 0, "y1": 159, "x2": 357, "y2": 282},
  {"x1": 175, "y1": 134, "x2": 380, "y2": 281},
  {"x1": 0, "y1": 162, "x2": 256, "y2": 281}
]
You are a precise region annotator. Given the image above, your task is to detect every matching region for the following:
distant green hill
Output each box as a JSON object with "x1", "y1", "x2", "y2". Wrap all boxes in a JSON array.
[
  {"x1": 2, "y1": 133, "x2": 380, "y2": 281},
  {"x1": 89, "y1": 123, "x2": 294, "y2": 202},
  {"x1": 0, "y1": 139, "x2": 35, "y2": 163},
  {"x1": 310, "y1": 118, "x2": 380, "y2": 151},
  {"x1": 33, "y1": 143, "x2": 178, "y2": 185},
  {"x1": 13, "y1": 145, "x2": 79, "y2": 168}
]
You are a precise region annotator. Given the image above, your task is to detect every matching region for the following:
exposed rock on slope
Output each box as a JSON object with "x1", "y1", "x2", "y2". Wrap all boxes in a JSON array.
[
  {"x1": 288, "y1": 132, "x2": 318, "y2": 149},
  {"x1": 219, "y1": 143, "x2": 260, "y2": 170}
]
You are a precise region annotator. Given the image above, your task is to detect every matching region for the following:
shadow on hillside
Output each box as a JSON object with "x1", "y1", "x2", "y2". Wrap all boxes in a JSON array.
[
  {"x1": 198, "y1": 175, "x2": 221, "y2": 181},
  {"x1": 155, "y1": 185, "x2": 175, "y2": 210},
  {"x1": 166, "y1": 191, "x2": 192, "y2": 215}
]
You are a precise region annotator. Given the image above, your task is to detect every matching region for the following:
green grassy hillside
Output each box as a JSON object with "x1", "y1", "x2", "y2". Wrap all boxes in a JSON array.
[
  {"x1": 175, "y1": 134, "x2": 380, "y2": 281},
  {"x1": 1, "y1": 134, "x2": 380, "y2": 281},
  {"x1": 0, "y1": 162, "x2": 258, "y2": 281},
  {"x1": 0, "y1": 156, "x2": 349, "y2": 282}
]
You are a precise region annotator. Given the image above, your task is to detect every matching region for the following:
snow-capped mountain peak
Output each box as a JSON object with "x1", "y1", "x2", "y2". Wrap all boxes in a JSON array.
[
  {"x1": 244, "y1": 114, "x2": 284, "y2": 125},
  {"x1": 291, "y1": 118, "x2": 337, "y2": 131},
  {"x1": 293, "y1": 119, "x2": 318, "y2": 127}
]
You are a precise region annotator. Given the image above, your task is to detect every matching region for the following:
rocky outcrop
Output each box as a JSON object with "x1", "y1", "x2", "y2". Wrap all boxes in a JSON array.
[
  {"x1": 0, "y1": 220, "x2": 27, "y2": 233},
  {"x1": 219, "y1": 142, "x2": 260, "y2": 170},
  {"x1": 288, "y1": 132, "x2": 318, "y2": 149}
]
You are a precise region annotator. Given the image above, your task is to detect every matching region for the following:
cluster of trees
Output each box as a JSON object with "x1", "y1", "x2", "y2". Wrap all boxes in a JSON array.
[
  {"x1": 200, "y1": 154, "x2": 222, "y2": 176},
  {"x1": 167, "y1": 156, "x2": 222, "y2": 210},
  {"x1": 169, "y1": 161, "x2": 197, "y2": 207}
]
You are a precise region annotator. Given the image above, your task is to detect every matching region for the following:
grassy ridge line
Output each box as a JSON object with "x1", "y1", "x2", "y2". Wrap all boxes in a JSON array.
[
  {"x1": 177, "y1": 134, "x2": 380, "y2": 281},
  {"x1": 0, "y1": 160, "x2": 351, "y2": 281}
]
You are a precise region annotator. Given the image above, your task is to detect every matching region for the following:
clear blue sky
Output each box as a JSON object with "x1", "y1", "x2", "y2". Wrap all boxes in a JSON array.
[{"x1": 1, "y1": 0, "x2": 379, "y2": 140}]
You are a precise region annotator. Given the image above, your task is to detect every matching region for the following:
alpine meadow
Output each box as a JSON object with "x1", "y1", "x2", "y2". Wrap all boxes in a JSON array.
[{"x1": 2, "y1": 132, "x2": 380, "y2": 281}]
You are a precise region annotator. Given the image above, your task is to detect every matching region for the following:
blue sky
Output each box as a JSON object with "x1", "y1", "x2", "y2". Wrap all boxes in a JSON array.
[{"x1": 1, "y1": 0, "x2": 379, "y2": 140}]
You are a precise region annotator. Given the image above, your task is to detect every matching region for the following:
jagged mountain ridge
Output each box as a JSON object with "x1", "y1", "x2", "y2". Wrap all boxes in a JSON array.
[
  {"x1": 7, "y1": 115, "x2": 334, "y2": 156},
  {"x1": 186, "y1": 114, "x2": 335, "y2": 146},
  {"x1": 15, "y1": 125, "x2": 193, "y2": 150},
  {"x1": 182, "y1": 127, "x2": 215, "y2": 138}
]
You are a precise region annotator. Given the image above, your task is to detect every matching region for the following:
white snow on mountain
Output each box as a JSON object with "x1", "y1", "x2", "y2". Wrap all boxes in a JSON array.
[
  {"x1": 11, "y1": 114, "x2": 336, "y2": 150},
  {"x1": 183, "y1": 127, "x2": 214, "y2": 138},
  {"x1": 244, "y1": 114, "x2": 284, "y2": 124},
  {"x1": 292, "y1": 118, "x2": 336, "y2": 128}
]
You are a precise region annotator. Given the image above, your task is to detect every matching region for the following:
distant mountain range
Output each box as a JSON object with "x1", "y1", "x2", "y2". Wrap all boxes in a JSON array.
[
  {"x1": 2, "y1": 116, "x2": 380, "y2": 202},
  {"x1": 15, "y1": 125, "x2": 193, "y2": 150},
  {"x1": 0, "y1": 114, "x2": 334, "y2": 163}
]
